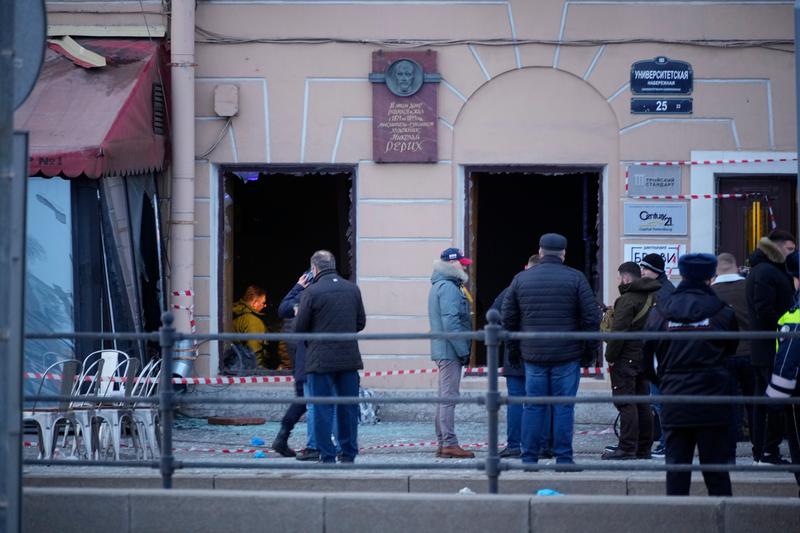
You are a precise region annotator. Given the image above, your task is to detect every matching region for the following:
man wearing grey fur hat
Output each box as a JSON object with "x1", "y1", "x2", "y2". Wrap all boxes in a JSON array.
[
  {"x1": 428, "y1": 247, "x2": 475, "y2": 459},
  {"x1": 643, "y1": 253, "x2": 739, "y2": 496}
]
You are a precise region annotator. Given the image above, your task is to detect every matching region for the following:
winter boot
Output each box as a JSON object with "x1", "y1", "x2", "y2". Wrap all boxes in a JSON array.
[{"x1": 272, "y1": 425, "x2": 296, "y2": 457}]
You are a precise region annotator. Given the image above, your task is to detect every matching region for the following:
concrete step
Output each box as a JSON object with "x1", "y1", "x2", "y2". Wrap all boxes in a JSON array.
[
  {"x1": 24, "y1": 470, "x2": 799, "y2": 498},
  {"x1": 23, "y1": 487, "x2": 800, "y2": 533}
]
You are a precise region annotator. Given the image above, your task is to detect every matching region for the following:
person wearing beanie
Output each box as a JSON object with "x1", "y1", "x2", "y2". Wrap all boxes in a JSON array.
[
  {"x1": 601, "y1": 261, "x2": 660, "y2": 461},
  {"x1": 642, "y1": 253, "x2": 739, "y2": 496},
  {"x1": 502, "y1": 233, "x2": 601, "y2": 468},
  {"x1": 766, "y1": 250, "x2": 800, "y2": 494},
  {"x1": 639, "y1": 253, "x2": 675, "y2": 458},
  {"x1": 746, "y1": 230, "x2": 796, "y2": 465},
  {"x1": 640, "y1": 253, "x2": 675, "y2": 305}
]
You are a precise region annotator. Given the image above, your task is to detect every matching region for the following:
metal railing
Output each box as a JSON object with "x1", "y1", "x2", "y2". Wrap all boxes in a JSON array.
[{"x1": 22, "y1": 309, "x2": 800, "y2": 494}]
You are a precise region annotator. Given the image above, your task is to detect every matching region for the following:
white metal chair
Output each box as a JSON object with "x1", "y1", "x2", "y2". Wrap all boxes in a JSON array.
[
  {"x1": 130, "y1": 358, "x2": 162, "y2": 459},
  {"x1": 22, "y1": 359, "x2": 81, "y2": 459},
  {"x1": 66, "y1": 356, "x2": 108, "y2": 459},
  {"x1": 93, "y1": 355, "x2": 140, "y2": 460}
]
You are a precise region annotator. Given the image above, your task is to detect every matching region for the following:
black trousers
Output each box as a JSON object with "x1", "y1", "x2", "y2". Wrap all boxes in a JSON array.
[
  {"x1": 610, "y1": 358, "x2": 653, "y2": 455},
  {"x1": 664, "y1": 426, "x2": 733, "y2": 496},
  {"x1": 752, "y1": 365, "x2": 785, "y2": 460},
  {"x1": 280, "y1": 380, "x2": 307, "y2": 430}
]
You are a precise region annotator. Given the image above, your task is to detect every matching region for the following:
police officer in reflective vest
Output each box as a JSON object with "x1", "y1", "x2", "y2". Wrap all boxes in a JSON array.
[
  {"x1": 766, "y1": 250, "x2": 800, "y2": 495},
  {"x1": 643, "y1": 253, "x2": 739, "y2": 496}
]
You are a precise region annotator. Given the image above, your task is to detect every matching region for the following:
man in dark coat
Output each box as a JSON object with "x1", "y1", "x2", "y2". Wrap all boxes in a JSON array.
[
  {"x1": 643, "y1": 253, "x2": 739, "y2": 496},
  {"x1": 502, "y1": 233, "x2": 600, "y2": 466},
  {"x1": 294, "y1": 250, "x2": 366, "y2": 463},
  {"x1": 712, "y1": 252, "x2": 755, "y2": 455},
  {"x1": 746, "y1": 230, "x2": 795, "y2": 464},
  {"x1": 602, "y1": 262, "x2": 660, "y2": 460},
  {"x1": 491, "y1": 254, "x2": 553, "y2": 459},
  {"x1": 272, "y1": 270, "x2": 337, "y2": 461},
  {"x1": 639, "y1": 252, "x2": 675, "y2": 457}
]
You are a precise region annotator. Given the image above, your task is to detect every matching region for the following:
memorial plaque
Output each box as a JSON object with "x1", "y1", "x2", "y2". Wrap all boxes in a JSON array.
[
  {"x1": 627, "y1": 165, "x2": 682, "y2": 197},
  {"x1": 370, "y1": 50, "x2": 440, "y2": 163},
  {"x1": 623, "y1": 202, "x2": 688, "y2": 236}
]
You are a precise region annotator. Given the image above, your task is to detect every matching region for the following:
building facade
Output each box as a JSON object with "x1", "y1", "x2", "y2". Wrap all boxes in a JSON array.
[{"x1": 30, "y1": 0, "x2": 798, "y2": 388}]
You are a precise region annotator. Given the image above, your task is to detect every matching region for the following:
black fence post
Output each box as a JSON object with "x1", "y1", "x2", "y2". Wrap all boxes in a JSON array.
[
  {"x1": 484, "y1": 309, "x2": 502, "y2": 494},
  {"x1": 159, "y1": 312, "x2": 176, "y2": 489}
]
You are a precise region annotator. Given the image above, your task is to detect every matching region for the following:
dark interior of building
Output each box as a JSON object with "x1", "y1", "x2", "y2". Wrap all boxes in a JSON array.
[
  {"x1": 468, "y1": 169, "x2": 601, "y2": 365},
  {"x1": 227, "y1": 170, "x2": 354, "y2": 334}
]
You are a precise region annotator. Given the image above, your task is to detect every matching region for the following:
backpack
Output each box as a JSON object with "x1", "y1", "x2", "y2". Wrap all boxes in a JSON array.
[
  {"x1": 221, "y1": 343, "x2": 257, "y2": 376},
  {"x1": 600, "y1": 293, "x2": 655, "y2": 334}
]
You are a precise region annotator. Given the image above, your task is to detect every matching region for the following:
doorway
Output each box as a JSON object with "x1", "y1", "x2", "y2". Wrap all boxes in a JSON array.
[
  {"x1": 465, "y1": 167, "x2": 602, "y2": 365},
  {"x1": 221, "y1": 167, "x2": 356, "y2": 355},
  {"x1": 717, "y1": 175, "x2": 797, "y2": 267}
]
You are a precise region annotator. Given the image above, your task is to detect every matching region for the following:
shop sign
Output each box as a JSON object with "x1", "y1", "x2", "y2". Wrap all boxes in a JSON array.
[
  {"x1": 627, "y1": 165, "x2": 681, "y2": 197},
  {"x1": 623, "y1": 202, "x2": 688, "y2": 235},
  {"x1": 624, "y1": 243, "x2": 686, "y2": 276},
  {"x1": 630, "y1": 56, "x2": 693, "y2": 95},
  {"x1": 370, "y1": 50, "x2": 440, "y2": 163}
]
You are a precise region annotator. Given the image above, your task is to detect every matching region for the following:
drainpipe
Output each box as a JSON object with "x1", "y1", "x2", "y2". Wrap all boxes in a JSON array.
[{"x1": 168, "y1": 0, "x2": 196, "y2": 370}]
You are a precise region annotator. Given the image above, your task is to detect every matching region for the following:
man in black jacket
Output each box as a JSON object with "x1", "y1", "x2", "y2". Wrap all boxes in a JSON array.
[
  {"x1": 502, "y1": 233, "x2": 600, "y2": 467},
  {"x1": 639, "y1": 252, "x2": 675, "y2": 457},
  {"x1": 712, "y1": 252, "x2": 755, "y2": 456},
  {"x1": 295, "y1": 250, "x2": 367, "y2": 463},
  {"x1": 602, "y1": 262, "x2": 660, "y2": 460},
  {"x1": 492, "y1": 254, "x2": 554, "y2": 459},
  {"x1": 746, "y1": 230, "x2": 795, "y2": 465},
  {"x1": 643, "y1": 253, "x2": 739, "y2": 496}
]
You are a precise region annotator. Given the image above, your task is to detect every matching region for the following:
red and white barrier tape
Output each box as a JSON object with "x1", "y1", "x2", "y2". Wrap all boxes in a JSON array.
[
  {"x1": 171, "y1": 288, "x2": 196, "y2": 334},
  {"x1": 624, "y1": 156, "x2": 797, "y2": 197},
  {"x1": 25, "y1": 366, "x2": 604, "y2": 385},
  {"x1": 24, "y1": 433, "x2": 613, "y2": 456},
  {"x1": 630, "y1": 157, "x2": 796, "y2": 167}
]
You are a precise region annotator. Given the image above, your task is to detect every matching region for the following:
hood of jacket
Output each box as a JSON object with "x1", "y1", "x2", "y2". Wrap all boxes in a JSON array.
[
  {"x1": 619, "y1": 277, "x2": 661, "y2": 295},
  {"x1": 431, "y1": 259, "x2": 469, "y2": 285},
  {"x1": 750, "y1": 237, "x2": 786, "y2": 267},
  {"x1": 232, "y1": 300, "x2": 264, "y2": 318},
  {"x1": 658, "y1": 279, "x2": 725, "y2": 323}
]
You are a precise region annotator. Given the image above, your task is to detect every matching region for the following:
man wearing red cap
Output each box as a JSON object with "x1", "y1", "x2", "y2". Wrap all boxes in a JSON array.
[{"x1": 428, "y1": 247, "x2": 475, "y2": 458}]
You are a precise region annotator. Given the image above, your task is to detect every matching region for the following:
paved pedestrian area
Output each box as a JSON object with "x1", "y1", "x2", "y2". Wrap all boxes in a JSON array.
[{"x1": 23, "y1": 416, "x2": 791, "y2": 468}]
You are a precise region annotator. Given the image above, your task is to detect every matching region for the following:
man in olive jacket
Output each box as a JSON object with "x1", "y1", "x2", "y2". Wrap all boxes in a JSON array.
[
  {"x1": 602, "y1": 262, "x2": 660, "y2": 460},
  {"x1": 295, "y1": 250, "x2": 366, "y2": 464},
  {"x1": 231, "y1": 285, "x2": 270, "y2": 370},
  {"x1": 428, "y1": 247, "x2": 475, "y2": 459}
]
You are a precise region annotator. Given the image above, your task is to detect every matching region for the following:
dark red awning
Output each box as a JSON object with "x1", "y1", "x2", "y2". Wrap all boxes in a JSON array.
[{"x1": 14, "y1": 39, "x2": 167, "y2": 178}]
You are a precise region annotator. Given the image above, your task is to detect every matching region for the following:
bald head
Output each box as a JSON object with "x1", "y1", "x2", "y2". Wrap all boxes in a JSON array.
[{"x1": 716, "y1": 253, "x2": 738, "y2": 276}]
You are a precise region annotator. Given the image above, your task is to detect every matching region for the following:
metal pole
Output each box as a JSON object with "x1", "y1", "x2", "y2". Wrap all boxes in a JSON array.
[
  {"x1": 159, "y1": 312, "x2": 176, "y2": 489},
  {"x1": 484, "y1": 309, "x2": 502, "y2": 494},
  {"x1": 795, "y1": 1, "x2": 800, "y2": 256},
  {"x1": 0, "y1": 0, "x2": 19, "y2": 530}
]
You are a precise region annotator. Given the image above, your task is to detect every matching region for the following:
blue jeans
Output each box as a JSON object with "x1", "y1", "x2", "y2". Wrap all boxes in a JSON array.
[
  {"x1": 303, "y1": 381, "x2": 340, "y2": 452},
  {"x1": 650, "y1": 382, "x2": 665, "y2": 448},
  {"x1": 522, "y1": 360, "x2": 580, "y2": 463},
  {"x1": 307, "y1": 371, "x2": 359, "y2": 462},
  {"x1": 505, "y1": 375, "x2": 525, "y2": 450}
]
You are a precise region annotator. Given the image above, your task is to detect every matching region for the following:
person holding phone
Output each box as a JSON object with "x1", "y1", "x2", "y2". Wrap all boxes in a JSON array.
[{"x1": 272, "y1": 269, "x2": 338, "y2": 459}]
